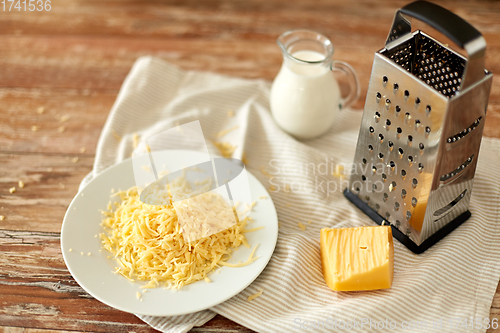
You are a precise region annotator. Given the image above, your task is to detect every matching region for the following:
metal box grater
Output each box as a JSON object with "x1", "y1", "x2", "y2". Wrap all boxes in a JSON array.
[{"x1": 344, "y1": 0, "x2": 493, "y2": 253}]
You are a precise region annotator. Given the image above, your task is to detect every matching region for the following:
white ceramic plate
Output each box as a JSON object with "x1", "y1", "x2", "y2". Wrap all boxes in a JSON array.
[{"x1": 61, "y1": 151, "x2": 278, "y2": 316}]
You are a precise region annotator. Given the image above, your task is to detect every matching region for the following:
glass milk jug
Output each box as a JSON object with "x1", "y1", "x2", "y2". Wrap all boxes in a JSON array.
[{"x1": 270, "y1": 30, "x2": 360, "y2": 139}]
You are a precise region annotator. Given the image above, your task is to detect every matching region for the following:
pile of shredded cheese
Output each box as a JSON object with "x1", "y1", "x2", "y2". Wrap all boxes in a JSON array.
[{"x1": 100, "y1": 184, "x2": 259, "y2": 289}]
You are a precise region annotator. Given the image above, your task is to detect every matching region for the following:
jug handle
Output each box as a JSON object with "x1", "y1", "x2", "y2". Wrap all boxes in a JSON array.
[{"x1": 331, "y1": 61, "x2": 360, "y2": 110}]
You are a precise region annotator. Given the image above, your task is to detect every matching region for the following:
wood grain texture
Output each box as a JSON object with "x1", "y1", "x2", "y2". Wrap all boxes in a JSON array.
[{"x1": 0, "y1": 0, "x2": 499, "y2": 332}]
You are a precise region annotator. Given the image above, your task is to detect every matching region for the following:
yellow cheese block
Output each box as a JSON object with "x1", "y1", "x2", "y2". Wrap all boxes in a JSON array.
[{"x1": 320, "y1": 226, "x2": 394, "y2": 291}]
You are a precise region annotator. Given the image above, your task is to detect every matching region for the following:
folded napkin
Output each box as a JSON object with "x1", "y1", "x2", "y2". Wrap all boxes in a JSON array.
[{"x1": 81, "y1": 56, "x2": 500, "y2": 333}]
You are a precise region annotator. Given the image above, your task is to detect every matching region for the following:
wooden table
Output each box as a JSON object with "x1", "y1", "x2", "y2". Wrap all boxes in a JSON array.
[{"x1": 1, "y1": 0, "x2": 499, "y2": 332}]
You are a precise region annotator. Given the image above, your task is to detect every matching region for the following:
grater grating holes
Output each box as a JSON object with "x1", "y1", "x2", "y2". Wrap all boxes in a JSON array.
[
  {"x1": 415, "y1": 119, "x2": 421, "y2": 130},
  {"x1": 396, "y1": 127, "x2": 402, "y2": 139},
  {"x1": 393, "y1": 83, "x2": 399, "y2": 92},
  {"x1": 412, "y1": 197, "x2": 418, "y2": 207},
  {"x1": 385, "y1": 119, "x2": 391, "y2": 130},
  {"x1": 418, "y1": 163, "x2": 424, "y2": 173},
  {"x1": 382, "y1": 173, "x2": 387, "y2": 182},
  {"x1": 388, "y1": 141, "x2": 394, "y2": 151},
  {"x1": 446, "y1": 116, "x2": 482, "y2": 143},
  {"x1": 412, "y1": 178, "x2": 418, "y2": 188},
  {"x1": 394, "y1": 202, "x2": 400, "y2": 211},
  {"x1": 383, "y1": 33, "x2": 466, "y2": 98},
  {"x1": 440, "y1": 155, "x2": 474, "y2": 181},
  {"x1": 405, "y1": 112, "x2": 411, "y2": 124},
  {"x1": 401, "y1": 169, "x2": 407, "y2": 180},
  {"x1": 383, "y1": 193, "x2": 389, "y2": 201},
  {"x1": 379, "y1": 133, "x2": 384, "y2": 142},
  {"x1": 407, "y1": 135, "x2": 413, "y2": 146},
  {"x1": 376, "y1": 92, "x2": 382, "y2": 103},
  {"x1": 401, "y1": 188, "x2": 407, "y2": 198}
]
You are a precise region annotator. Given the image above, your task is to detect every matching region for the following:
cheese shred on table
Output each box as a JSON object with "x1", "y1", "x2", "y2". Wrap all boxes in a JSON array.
[
  {"x1": 100, "y1": 186, "x2": 259, "y2": 289},
  {"x1": 247, "y1": 289, "x2": 263, "y2": 301}
]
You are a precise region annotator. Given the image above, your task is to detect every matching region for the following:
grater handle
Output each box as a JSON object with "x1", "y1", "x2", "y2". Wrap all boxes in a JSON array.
[
  {"x1": 331, "y1": 61, "x2": 360, "y2": 109},
  {"x1": 386, "y1": 0, "x2": 486, "y2": 90}
]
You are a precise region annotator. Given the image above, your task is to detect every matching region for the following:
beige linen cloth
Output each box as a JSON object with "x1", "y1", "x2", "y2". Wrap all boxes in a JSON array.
[{"x1": 80, "y1": 56, "x2": 500, "y2": 333}]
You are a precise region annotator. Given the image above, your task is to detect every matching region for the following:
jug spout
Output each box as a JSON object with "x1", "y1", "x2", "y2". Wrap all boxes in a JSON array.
[{"x1": 277, "y1": 29, "x2": 334, "y2": 67}]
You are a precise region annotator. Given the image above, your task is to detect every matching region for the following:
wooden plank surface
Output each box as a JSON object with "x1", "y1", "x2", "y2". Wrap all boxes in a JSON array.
[{"x1": 0, "y1": 0, "x2": 499, "y2": 332}]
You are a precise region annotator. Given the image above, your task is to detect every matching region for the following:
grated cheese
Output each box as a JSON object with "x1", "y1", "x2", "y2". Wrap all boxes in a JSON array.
[
  {"x1": 58, "y1": 126, "x2": 66, "y2": 133},
  {"x1": 72, "y1": 157, "x2": 79, "y2": 163},
  {"x1": 100, "y1": 181, "x2": 259, "y2": 289},
  {"x1": 247, "y1": 289, "x2": 263, "y2": 301},
  {"x1": 0, "y1": 215, "x2": 4, "y2": 221},
  {"x1": 31, "y1": 125, "x2": 39, "y2": 132},
  {"x1": 133, "y1": 133, "x2": 140, "y2": 148},
  {"x1": 112, "y1": 129, "x2": 121, "y2": 140},
  {"x1": 18, "y1": 181, "x2": 25, "y2": 188},
  {"x1": 37, "y1": 107, "x2": 45, "y2": 114},
  {"x1": 242, "y1": 226, "x2": 265, "y2": 233},
  {"x1": 241, "y1": 151, "x2": 249, "y2": 165},
  {"x1": 332, "y1": 164, "x2": 345, "y2": 179},
  {"x1": 212, "y1": 141, "x2": 236, "y2": 158},
  {"x1": 136, "y1": 292, "x2": 142, "y2": 299},
  {"x1": 9, "y1": 187, "x2": 16, "y2": 194},
  {"x1": 79, "y1": 147, "x2": 86, "y2": 153},
  {"x1": 298, "y1": 222, "x2": 306, "y2": 231},
  {"x1": 215, "y1": 125, "x2": 239, "y2": 138},
  {"x1": 219, "y1": 243, "x2": 259, "y2": 267},
  {"x1": 260, "y1": 167, "x2": 272, "y2": 178}
]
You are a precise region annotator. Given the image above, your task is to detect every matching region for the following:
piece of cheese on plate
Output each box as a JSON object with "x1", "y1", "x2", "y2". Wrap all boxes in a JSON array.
[{"x1": 320, "y1": 226, "x2": 394, "y2": 291}]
